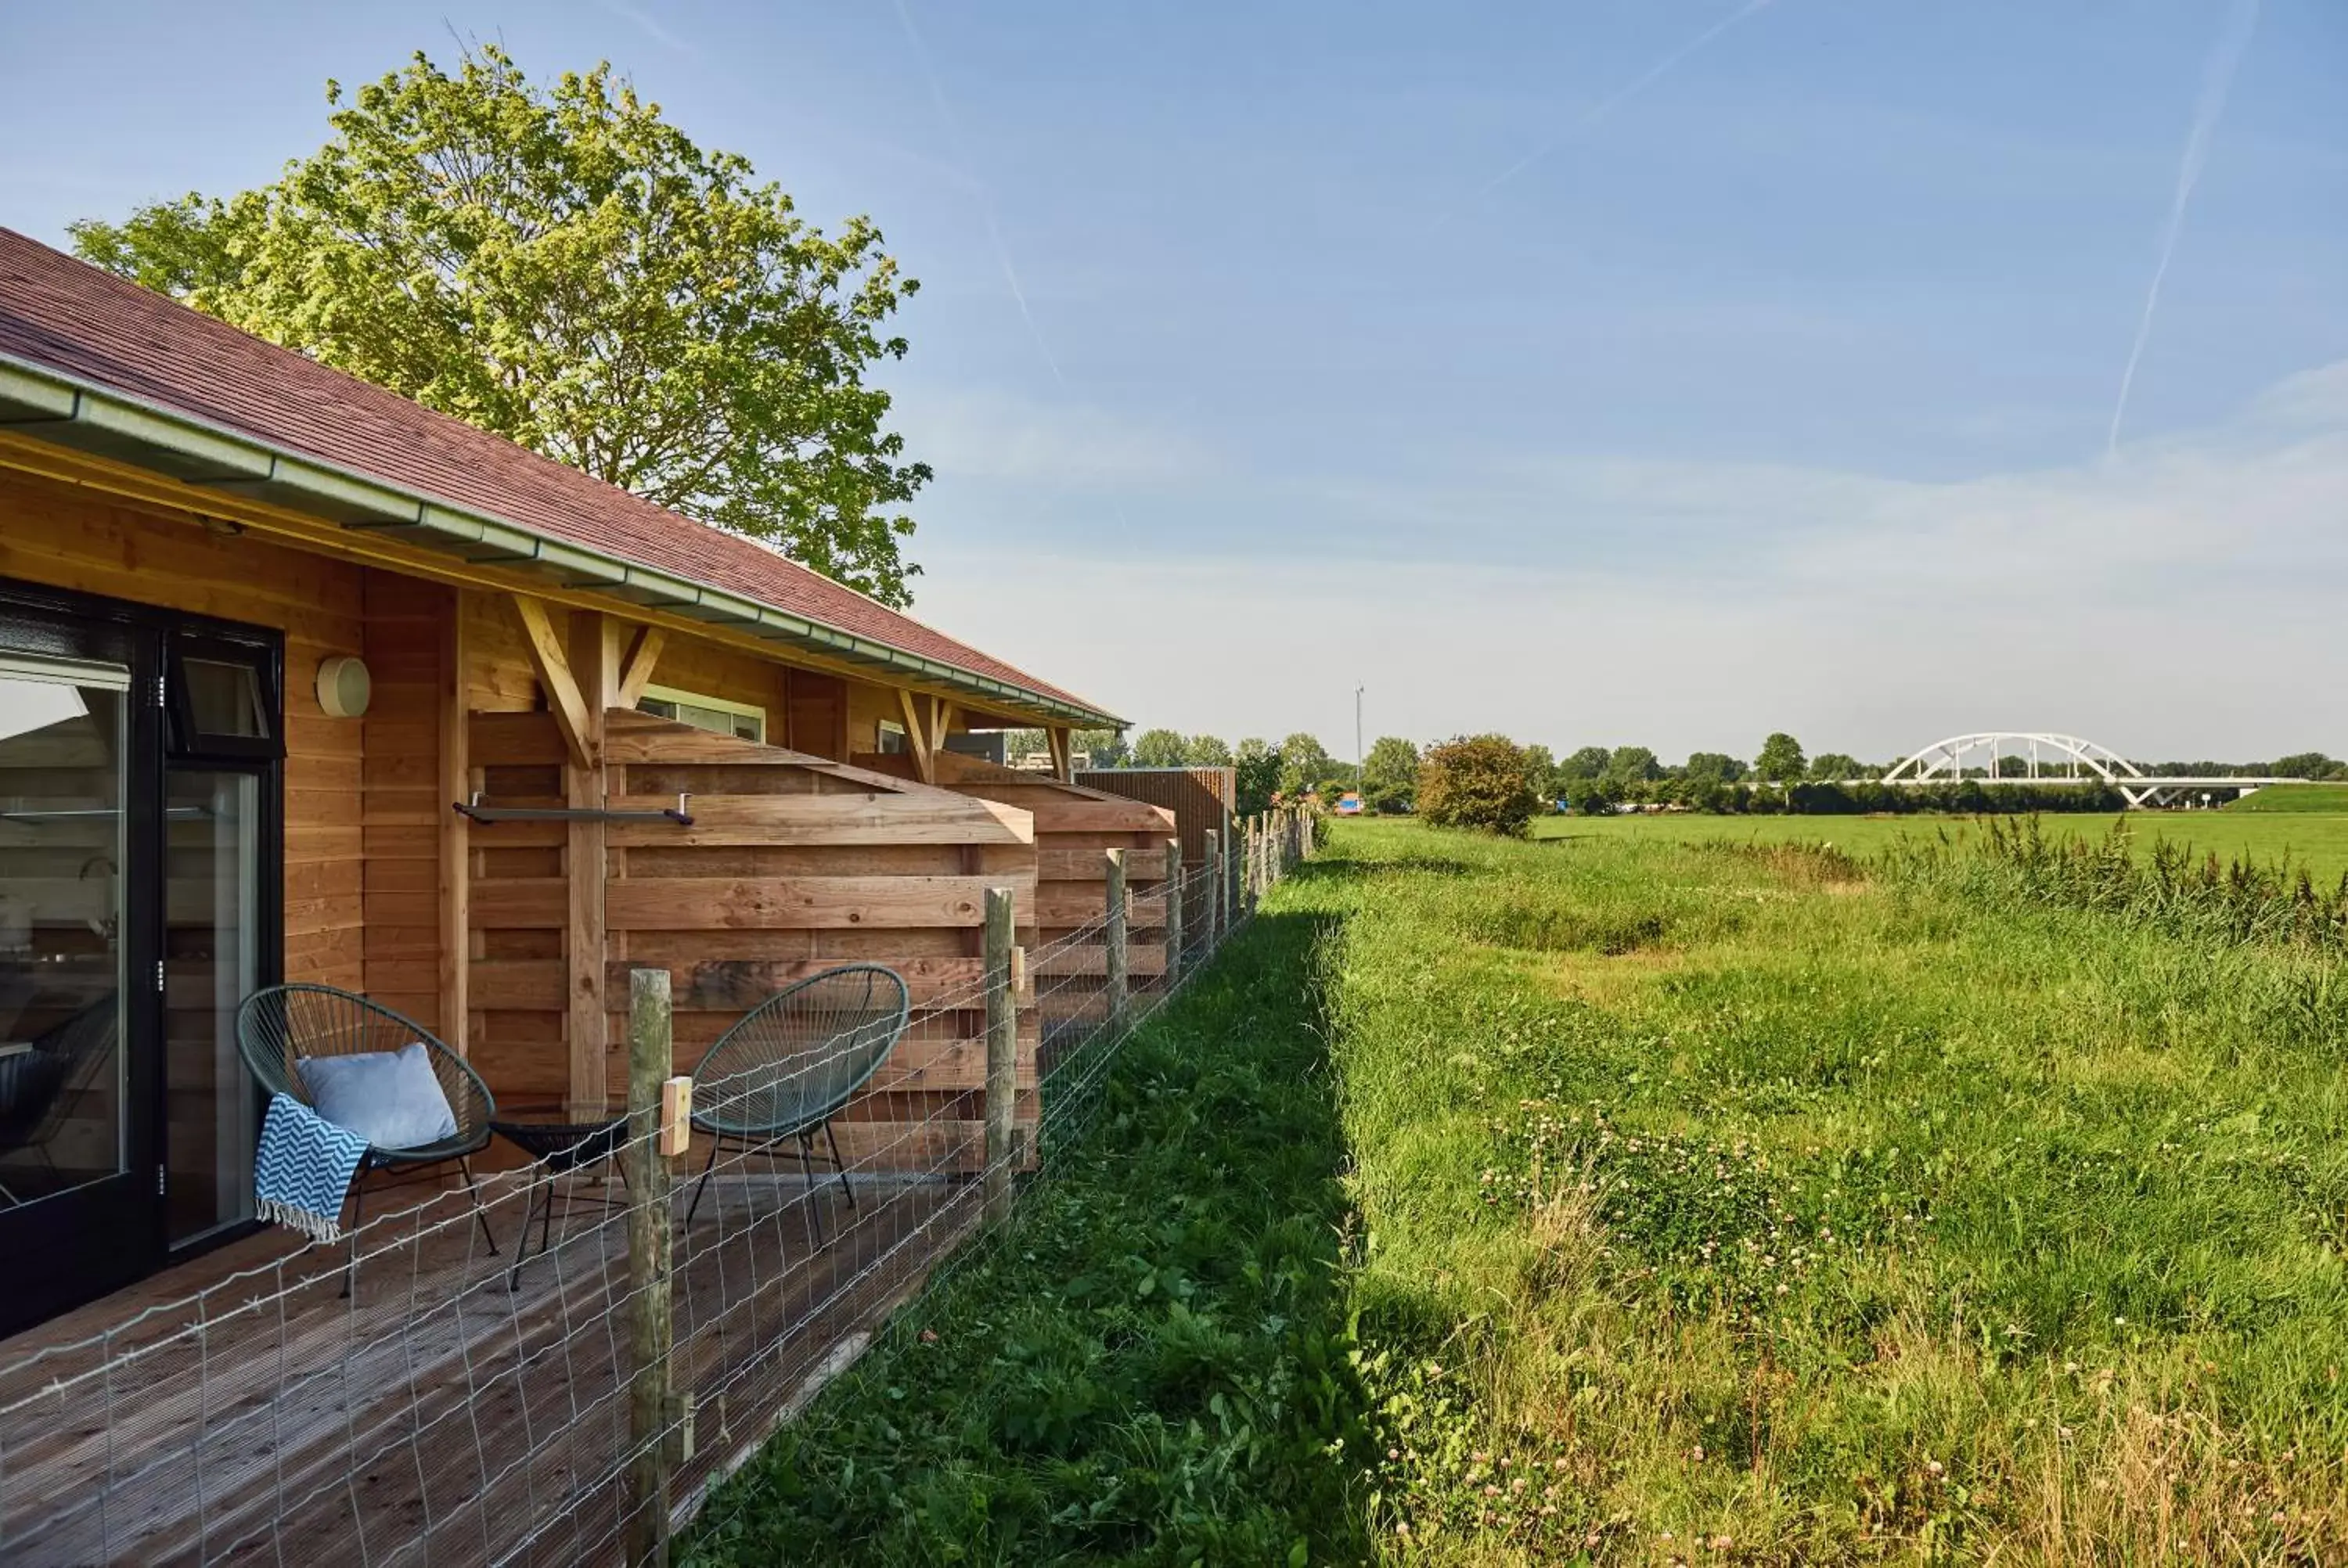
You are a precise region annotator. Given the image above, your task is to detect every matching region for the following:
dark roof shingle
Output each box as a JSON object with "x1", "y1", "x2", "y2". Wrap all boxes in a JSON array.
[{"x1": 0, "y1": 227, "x2": 1101, "y2": 717}]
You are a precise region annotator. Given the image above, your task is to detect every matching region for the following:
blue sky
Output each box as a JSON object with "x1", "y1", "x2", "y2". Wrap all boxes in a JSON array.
[{"x1": 2, "y1": 1, "x2": 2342, "y2": 761}]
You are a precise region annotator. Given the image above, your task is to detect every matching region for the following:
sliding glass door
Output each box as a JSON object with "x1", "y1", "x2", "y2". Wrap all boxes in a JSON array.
[{"x1": 0, "y1": 582, "x2": 280, "y2": 1336}]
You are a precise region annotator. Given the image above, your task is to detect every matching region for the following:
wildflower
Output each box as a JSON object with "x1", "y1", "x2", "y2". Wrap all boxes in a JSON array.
[{"x1": 1925, "y1": 1459, "x2": 1944, "y2": 1477}]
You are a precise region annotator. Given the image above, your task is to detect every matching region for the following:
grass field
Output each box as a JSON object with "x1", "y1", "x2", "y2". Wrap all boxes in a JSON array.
[
  {"x1": 1312, "y1": 818, "x2": 2348, "y2": 1563},
  {"x1": 1530, "y1": 804, "x2": 2348, "y2": 885},
  {"x1": 685, "y1": 815, "x2": 2348, "y2": 1563}
]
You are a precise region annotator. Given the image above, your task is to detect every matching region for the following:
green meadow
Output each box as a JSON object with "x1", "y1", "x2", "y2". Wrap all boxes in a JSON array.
[
  {"x1": 1316, "y1": 818, "x2": 2348, "y2": 1563},
  {"x1": 692, "y1": 811, "x2": 2348, "y2": 1564},
  {"x1": 1532, "y1": 797, "x2": 2348, "y2": 886}
]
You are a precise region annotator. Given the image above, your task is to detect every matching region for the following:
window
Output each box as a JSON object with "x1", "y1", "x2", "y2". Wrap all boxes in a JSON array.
[
  {"x1": 166, "y1": 634, "x2": 279, "y2": 761},
  {"x1": 637, "y1": 684, "x2": 765, "y2": 743},
  {"x1": 876, "y1": 719, "x2": 908, "y2": 756}
]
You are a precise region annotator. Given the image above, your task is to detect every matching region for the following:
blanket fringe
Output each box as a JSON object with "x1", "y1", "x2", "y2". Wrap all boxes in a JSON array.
[{"x1": 258, "y1": 1197, "x2": 342, "y2": 1246}]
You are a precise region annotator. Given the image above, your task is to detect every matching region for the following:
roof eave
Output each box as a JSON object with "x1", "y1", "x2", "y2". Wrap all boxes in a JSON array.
[{"x1": 0, "y1": 354, "x2": 1123, "y2": 729}]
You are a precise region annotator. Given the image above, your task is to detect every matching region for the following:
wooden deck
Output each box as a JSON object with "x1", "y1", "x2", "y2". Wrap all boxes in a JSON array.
[{"x1": 0, "y1": 1167, "x2": 981, "y2": 1566}]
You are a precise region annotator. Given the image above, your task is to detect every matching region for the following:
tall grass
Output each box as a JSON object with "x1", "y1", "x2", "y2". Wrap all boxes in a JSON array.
[
  {"x1": 1893, "y1": 815, "x2": 2348, "y2": 955},
  {"x1": 1304, "y1": 820, "x2": 2348, "y2": 1563}
]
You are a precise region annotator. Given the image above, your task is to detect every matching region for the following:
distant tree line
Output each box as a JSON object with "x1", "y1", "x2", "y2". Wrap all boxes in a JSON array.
[
  {"x1": 1007, "y1": 726, "x2": 2343, "y2": 825},
  {"x1": 1000, "y1": 727, "x2": 1357, "y2": 815}
]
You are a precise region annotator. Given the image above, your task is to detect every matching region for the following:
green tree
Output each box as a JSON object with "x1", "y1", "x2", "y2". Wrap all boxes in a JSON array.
[
  {"x1": 1418, "y1": 735, "x2": 1536, "y2": 836},
  {"x1": 1075, "y1": 728, "x2": 1130, "y2": 768},
  {"x1": 1558, "y1": 746, "x2": 1613, "y2": 782},
  {"x1": 1809, "y1": 752, "x2": 1862, "y2": 781},
  {"x1": 1606, "y1": 746, "x2": 1662, "y2": 783},
  {"x1": 1359, "y1": 736, "x2": 1420, "y2": 814},
  {"x1": 1187, "y1": 735, "x2": 1233, "y2": 768},
  {"x1": 70, "y1": 45, "x2": 930, "y2": 606},
  {"x1": 1233, "y1": 738, "x2": 1281, "y2": 815},
  {"x1": 1132, "y1": 728, "x2": 1187, "y2": 768},
  {"x1": 1522, "y1": 744, "x2": 1558, "y2": 805},
  {"x1": 1684, "y1": 751, "x2": 1745, "y2": 783},
  {"x1": 1277, "y1": 733, "x2": 1332, "y2": 800},
  {"x1": 2272, "y1": 751, "x2": 2337, "y2": 779},
  {"x1": 1566, "y1": 775, "x2": 1622, "y2": 815},
  {"x1": 1756, "y1": 732, "x2": 1807, "y2": 784}
]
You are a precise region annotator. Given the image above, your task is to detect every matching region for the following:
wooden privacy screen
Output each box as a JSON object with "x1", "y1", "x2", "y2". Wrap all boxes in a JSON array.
[
  {"x1": 1074, "y1": 766, "x2": 1234, "y2": 869},
  {"x1": 855, "y1": 751, "x2": 1177, "y2": 1045},
  {"x1": 467, "y1": 710, "x2": 1037, "y2": 1173}
]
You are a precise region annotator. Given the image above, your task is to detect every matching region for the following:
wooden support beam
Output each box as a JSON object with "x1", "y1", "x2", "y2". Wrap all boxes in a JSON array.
[
  {"x1": 1046, "y1": 726, "x2": 1073, "y2": 783},
  {"x1": 512, "y1": 593, "x2": 595, "y2": 769},
  {"x1": 438, "y1": 594, "x2": 470, "y2": 1053},
  {"x1": 898, "y1": 687, "x2": 937, "y2": 785},
  {"x1": 615, "y1": 624, "x2": 668, "y2": 710},
  {"x1": 565, "y1": 609, "x2": 616, "y2": 1120},
  {"x1": 928, "y1": 696, "x2": 953, "y2": 764}
]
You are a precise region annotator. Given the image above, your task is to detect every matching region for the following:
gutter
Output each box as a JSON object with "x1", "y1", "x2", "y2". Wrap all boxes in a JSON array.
[{"x1": 0, "y1": 354, "x2": 1123, "y2": 730}]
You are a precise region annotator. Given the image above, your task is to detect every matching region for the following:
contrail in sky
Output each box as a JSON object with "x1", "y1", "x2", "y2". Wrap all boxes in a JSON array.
[
  {"x1": 890, "y1": 0, "x2": 1070, "y2": 390},
  {"x1": 1480, "y1": 0, "x2": 1777, "y2": 196},
  {"x1": 2107, "y1": 0, "x2": 2260, "y2": 455}
]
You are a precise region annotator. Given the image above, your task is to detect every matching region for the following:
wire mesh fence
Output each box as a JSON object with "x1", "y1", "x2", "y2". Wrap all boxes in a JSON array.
[{"x1": 0, "y1": 811, "x2": 1314, "y2": 1566}]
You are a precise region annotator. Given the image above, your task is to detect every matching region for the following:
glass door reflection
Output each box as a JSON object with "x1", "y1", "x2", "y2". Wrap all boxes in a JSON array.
[
  {"x1": 164, "y1": 771, "x2": 258, "y2": 1246},
  {"x1": 0, "y1": 657, "x2": 127, "y2": 1211}
]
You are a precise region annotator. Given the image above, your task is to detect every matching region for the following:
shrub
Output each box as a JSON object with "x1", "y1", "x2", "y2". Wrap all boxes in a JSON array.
[{"x1": 1418, "y1": 735, "x2": 1536, "y2": 836}]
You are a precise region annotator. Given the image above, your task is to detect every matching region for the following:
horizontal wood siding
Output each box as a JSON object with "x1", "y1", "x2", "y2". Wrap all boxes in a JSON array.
[
  {"x1": 470, "y1": 710, "x2": 1039, "y2": 1171},
  {"x1": 859, "y1": 751, "x2": 1178, "y2": 1044},
  {"x1": 361, "y1": 574, "x2": 452, "y2": 1030},
  {"x1": 1073, "y1": 766, "x2": 1236, "y2": 869},
  {"x1": 0, "y1": 470, "x2": 369, "y2": 990}
]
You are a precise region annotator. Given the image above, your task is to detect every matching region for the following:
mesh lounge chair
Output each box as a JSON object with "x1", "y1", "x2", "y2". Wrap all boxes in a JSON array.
[
  {"x1": 684, "y1": 964, "x2": 910, "y2": 1235},
  {"x1": 235, "y1": 984, "x2": 499, "y2": 1276},
  {"x1": 0, "y1": 996, "x2": 117, "y2": 1205}
]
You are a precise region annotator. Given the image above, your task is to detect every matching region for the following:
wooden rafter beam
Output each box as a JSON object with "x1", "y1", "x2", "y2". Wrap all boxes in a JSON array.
[
  {"x1": 512, "y1": 593, "x2": 595, "y2": 768},
  {"x1": 927, "y1": 697, "x2": 953, "y2": 766},
  {"x1": 614, "y1": 624, "x2": 667, "y2": 710},
  {"x1": 1046, "y1": 727, "x2": 1072, "y2": 783},
  {"x1": 898, "y1": 687, "x2": 938, "y2": 785}
]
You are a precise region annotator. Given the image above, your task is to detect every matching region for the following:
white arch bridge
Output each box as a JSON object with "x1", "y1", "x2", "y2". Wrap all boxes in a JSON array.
[{"x1": 1872, "y1": 732, "x2": 2306, "y2": 810}]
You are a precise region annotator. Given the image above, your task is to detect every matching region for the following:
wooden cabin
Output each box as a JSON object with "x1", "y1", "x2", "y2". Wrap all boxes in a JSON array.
[
  {"x1": 854, "y1": 750, "x2": 1179, "y2": 1044},
  {"x1": 0, "y1": 228, "x2": 1124, "y2": 1339}
]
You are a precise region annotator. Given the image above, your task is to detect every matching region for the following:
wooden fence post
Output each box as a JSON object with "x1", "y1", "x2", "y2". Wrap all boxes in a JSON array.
[
  {"x1": 1203, "y1": 829, "x2": 1222, "y2": 947},
  {"x1": 982, "y1": 886, "x2": 1018, "y2": 1225},
  {"x1": 625, "y1": 966, "x2": 674, "y2": 1568},
  {"x1": 1161, "y1": 838, "x2": 1183, "y2": 986},
  {"x1": 1104, "y1": 848, "x2": 1129, "y2": 1030}
]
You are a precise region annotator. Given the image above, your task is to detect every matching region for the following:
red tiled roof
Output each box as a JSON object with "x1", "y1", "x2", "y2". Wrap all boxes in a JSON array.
[{"x1": 0, "y1": 227, "x2": 1104, "y2": 718}]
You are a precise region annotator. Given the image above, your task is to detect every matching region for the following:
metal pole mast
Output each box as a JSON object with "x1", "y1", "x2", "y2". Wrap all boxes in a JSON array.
[{"x1": 1354, "y1": 685, "x2": 1363, "y2": 793}]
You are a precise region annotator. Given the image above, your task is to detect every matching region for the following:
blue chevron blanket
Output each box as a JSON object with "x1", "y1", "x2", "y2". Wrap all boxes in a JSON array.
[{"x1": 255, "y1": 1093, "x2": 367, "y2": 1243}]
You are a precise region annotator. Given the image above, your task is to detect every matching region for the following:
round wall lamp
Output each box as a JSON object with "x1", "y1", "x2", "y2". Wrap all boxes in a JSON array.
[{"x1": 316, "y1": 655, "x2": 373, "y2": 720}]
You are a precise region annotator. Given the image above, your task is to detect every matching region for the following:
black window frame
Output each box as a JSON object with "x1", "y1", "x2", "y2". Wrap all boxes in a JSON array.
[{"x1": 166, "y1": 630, "x2": 284, "y2": 764}]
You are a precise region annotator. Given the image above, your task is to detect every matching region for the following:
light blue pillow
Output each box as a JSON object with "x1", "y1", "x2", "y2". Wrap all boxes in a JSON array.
[{"x1": 297, "y1": 1042, "x2": 459, "y2": 1149}]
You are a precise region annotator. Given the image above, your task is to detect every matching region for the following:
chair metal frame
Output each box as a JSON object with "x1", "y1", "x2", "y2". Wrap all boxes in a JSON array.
[
  {"x1": 0, "y1": 997, "x2": 117, "y2": 1206},
  {"x1": 233, "y1": 984, "x2": 499, "y2": 1288},
  {"x1": 682, "y1": 964, "x2": 911, "y2": 1239}
]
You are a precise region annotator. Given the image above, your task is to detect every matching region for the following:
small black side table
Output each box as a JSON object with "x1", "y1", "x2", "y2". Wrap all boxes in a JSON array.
[{"x1": 489, "y1": 1116, "x2": 629, "y2": 1287}]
